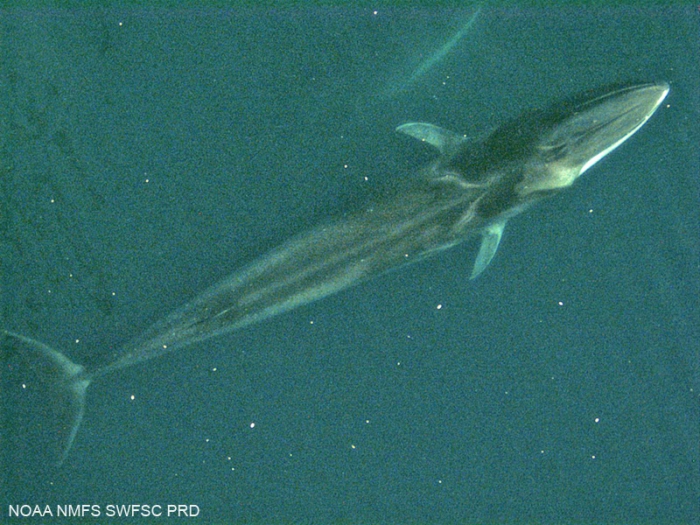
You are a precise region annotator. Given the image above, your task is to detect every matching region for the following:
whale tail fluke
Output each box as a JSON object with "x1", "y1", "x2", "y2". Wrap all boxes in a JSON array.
[{"x1": 2, "y1": 330, "x2": 91, "y2": 466}]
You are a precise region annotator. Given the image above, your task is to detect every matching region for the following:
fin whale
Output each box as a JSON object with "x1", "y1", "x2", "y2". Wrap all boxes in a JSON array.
[{"x1": 2, "y1": 81, "x2": 669, "y2": 465}]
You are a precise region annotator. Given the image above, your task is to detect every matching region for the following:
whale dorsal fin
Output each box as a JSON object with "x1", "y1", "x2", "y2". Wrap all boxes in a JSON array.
[{"x1": 396, "y1": 122, "x2": 468, "y2": 157}]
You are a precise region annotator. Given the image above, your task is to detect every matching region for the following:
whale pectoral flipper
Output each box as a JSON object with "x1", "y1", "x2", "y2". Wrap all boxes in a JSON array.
[
  {"x1": 396, "y1": 122, "x2": 468, "y2": 156},
  {"x1": 2, "y1": 330, "x2": 91, "y2": 466},
  {"x1": 470, "y1": 221, "x2": 506, "y2": 280}
]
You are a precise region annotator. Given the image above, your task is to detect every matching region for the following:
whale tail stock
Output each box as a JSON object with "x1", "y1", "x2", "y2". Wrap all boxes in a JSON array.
[{"x1": 2, "y1": 330, "x2": 91, "y2": 466}]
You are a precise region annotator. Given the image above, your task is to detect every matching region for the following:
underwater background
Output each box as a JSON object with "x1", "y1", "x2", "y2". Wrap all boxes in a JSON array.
[{"x1": 1, "y1": 5, "x2": 698, "y2": 524}]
